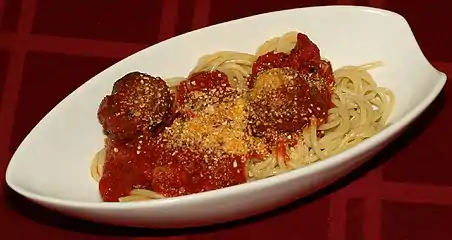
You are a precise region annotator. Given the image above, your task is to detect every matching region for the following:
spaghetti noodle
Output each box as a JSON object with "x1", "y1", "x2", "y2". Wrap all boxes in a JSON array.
[{"x1": 91, "y1": 31, "x2": 395, "y2": 202}]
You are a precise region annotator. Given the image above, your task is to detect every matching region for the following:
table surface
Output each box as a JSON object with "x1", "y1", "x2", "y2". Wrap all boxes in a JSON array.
[{"x1": 1, "y1": 0, "x2": 452, "y2": 239}]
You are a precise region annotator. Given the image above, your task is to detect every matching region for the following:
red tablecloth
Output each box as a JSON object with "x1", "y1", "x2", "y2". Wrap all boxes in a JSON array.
[{"x1": 1, "y1": 0, "x2": 451, "y2": 239}]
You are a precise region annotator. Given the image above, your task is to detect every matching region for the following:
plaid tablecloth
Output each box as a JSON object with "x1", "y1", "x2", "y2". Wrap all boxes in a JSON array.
[{"x1": 1, "y1": 0, "x2": 451, "y2": 239}]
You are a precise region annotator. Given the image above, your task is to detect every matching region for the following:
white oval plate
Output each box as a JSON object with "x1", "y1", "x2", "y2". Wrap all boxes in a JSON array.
[{"x1": 5, "y1": 5, "x2": 447, "y2": 228}]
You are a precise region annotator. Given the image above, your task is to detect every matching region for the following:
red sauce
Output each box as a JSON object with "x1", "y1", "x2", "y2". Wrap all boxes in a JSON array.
[
  {"x1": 250, "y1": 33, "x2": 334, "y2": 90},
  {"x1": 99, "y1": 134, "x2": 247, "y2": 202},
  {"x1": 249, "y1": 52, "x2": 289, "y2": 87},
  {"x1": 175, "y1": 70, "x2": 230, "y2": 106}
]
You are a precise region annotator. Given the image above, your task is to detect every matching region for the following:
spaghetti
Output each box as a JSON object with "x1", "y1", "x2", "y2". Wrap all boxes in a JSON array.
[{"x1": 91, "y1": 31, "x2": 394, "y2": 202}]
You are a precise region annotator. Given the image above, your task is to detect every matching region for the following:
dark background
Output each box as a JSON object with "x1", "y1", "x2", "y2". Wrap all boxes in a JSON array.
[{"x1": 1, "y1": 0, "x2": 451, "y2": 239}]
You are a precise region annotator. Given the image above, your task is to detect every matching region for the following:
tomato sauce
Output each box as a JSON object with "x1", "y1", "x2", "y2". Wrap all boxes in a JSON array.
[
  {"x1": 99, "y1": 134, "x2": 247, "y2": 202},
  {"x1": 175, "y1": 70, "x2": 230, "y2": 106}
]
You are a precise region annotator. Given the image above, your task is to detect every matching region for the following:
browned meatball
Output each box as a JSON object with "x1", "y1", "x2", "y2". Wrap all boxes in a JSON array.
[
  {"x1": 98, "y1": 72, "x2": 171, "y2": 140},
  {"x1": 248, "y1": 67, "x2": 330, "y2": 138}
]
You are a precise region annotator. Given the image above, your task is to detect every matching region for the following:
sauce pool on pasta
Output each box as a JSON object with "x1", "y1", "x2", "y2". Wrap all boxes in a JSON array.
[{"x1": 91, "y1": 32, "x2": 395, "y2": 202}]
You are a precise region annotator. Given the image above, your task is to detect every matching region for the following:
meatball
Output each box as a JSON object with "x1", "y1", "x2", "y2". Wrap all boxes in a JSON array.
[
  {"x1": 98, "y1": 72, "x2": 171, "y2": 140},
  {"x1": 248, "y1": 67, "x2": 330, "y2": 137}
]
